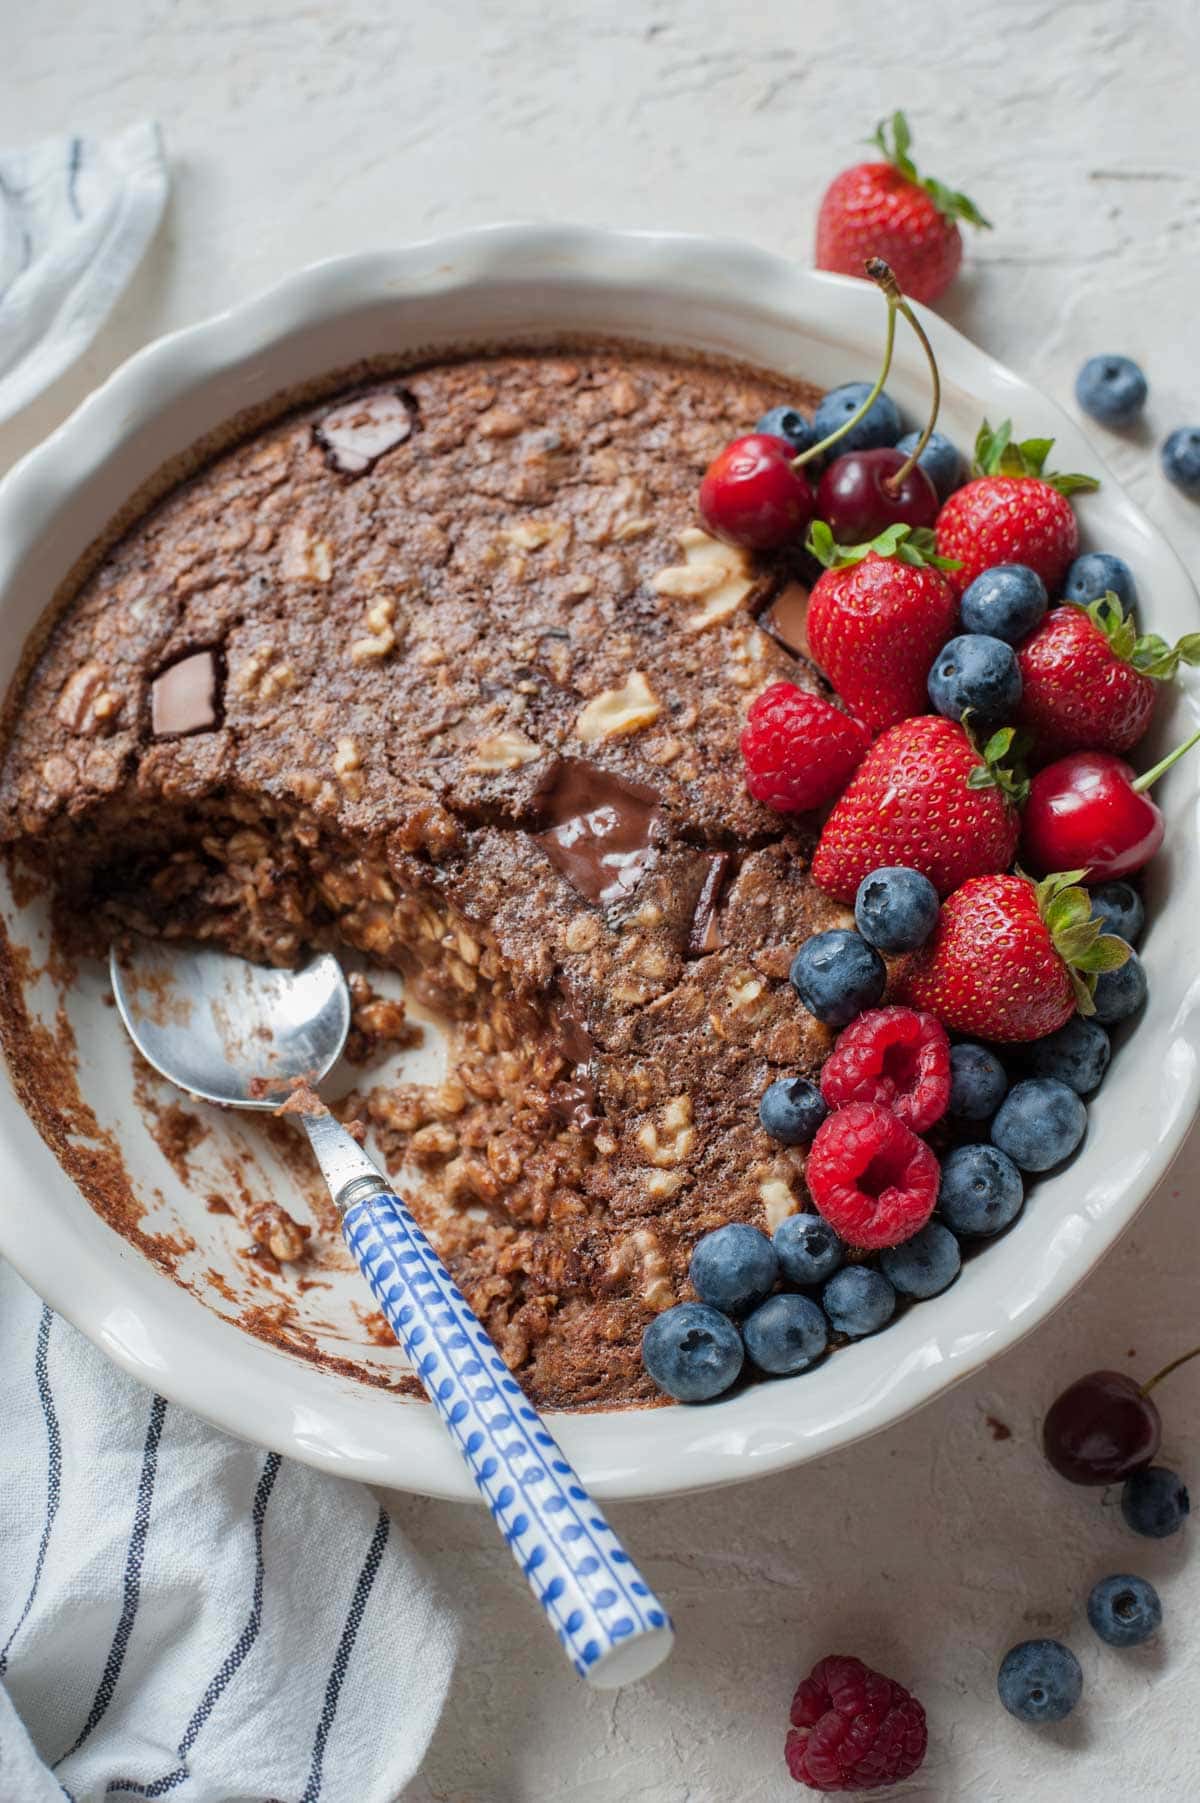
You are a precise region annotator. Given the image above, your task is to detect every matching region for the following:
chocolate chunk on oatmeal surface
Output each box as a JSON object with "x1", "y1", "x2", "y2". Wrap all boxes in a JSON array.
[{"x1": 0, "y1": 346, "x2": 847, "y2": 1409}]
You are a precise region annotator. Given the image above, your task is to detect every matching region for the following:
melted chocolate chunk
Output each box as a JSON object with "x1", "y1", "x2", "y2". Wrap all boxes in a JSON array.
[
  {"x1": 548, "y1": 1074, "x2": 601, "y2": 1133},
  {"x1": 150, "y1": 649, "x2": 220, "y2": 738},
  {"x1": 687, "y1": 851, "x2": 732, "y2": 956},
  {"x1": 315, "y1": 389, "x2": 417, "y2": 476},
  {"x1": 760, "y1": 581, "x2": 810, "y2": 657},
  {"x1": 532, "y1": 759, "x2": 662, "y2": 907}
]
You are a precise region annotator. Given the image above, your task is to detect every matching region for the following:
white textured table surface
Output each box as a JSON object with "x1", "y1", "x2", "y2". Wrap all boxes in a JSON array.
[{"x1": 7, "y1": 4, "x2": 1200, "y2": 1797}]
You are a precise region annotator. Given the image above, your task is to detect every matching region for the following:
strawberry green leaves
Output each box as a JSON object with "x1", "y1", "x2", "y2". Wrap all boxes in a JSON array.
[
  {"x1": 963, "y1": 723, "x2": 1031, "y2": 808},
  {"x1": 869, "y1": 111, "x2": 992, "y2": 231},
  {"x1": 807, "y1": 519, "x2": 962, "y2": 573},
  {"x1": 1077, "y1": 591, "x2": 1200, "y2": 682},
  {"x1": 1033, "y1": 869, "x2": 1131, "y2": 1015},
  {"x1": 972, "y1": 419, "x2": 1100, "y2": 497}
]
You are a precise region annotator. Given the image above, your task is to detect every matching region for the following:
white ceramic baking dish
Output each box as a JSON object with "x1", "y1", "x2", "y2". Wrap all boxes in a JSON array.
[{"x1": 0, "y1": 224, "x2": 1196, "y2": 1501}]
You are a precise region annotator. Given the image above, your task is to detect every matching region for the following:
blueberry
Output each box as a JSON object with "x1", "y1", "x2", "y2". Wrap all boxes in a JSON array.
[
  {"x1": 755, "y1": 403, "x2": 817, "y2": 457},
  {"x1": 1087, "y1": 1574, "x2": 1162, "y2": 1648},
  {"x1": 1162, "y1": 427, "x2": 1200, "y2": 496},
  {"x1": 997, "y1": 1639, "x2": 1083, "y2": 1725},
  {"x1": 1064, "y1": 551, "x2": 1138, "y2": 614},
  {"x1": 822, "y1": 1265, "x2": 896, "y2": 1338},
  {"x1": 948, "y1": 1043, "x2": 1009, "y2": 1121},
  {"x1": 1025, "y1": 1017, "x2": 1111, "y2": 1096},
  {"x1": 959, "y1": 564, "x2": 1048, "y2": 645},
  {"x1": 759, "y1": 1076, "x2": 828, "y2": 1146},
  {"x1": 894, "y1": 428, "x2": 963, "y2": 500},
  {"x1": 789, "y1": 929, "x2": 886, "y2": 1028},
  {"x1": 1121, "y1": 1466, "x2": 1190, "y2": 1539},
  {"x1": 742, "y1": 1292, "x2": 829, "y2": 1376},
  {"x1": 1089, "y1": 880, "x2": 1144, "y2": 946},
  {"x1": 880, "y1": 1222, "x2": 961, "y2": 1299},
  {"x1": 812, "y1": 382, "x2": 903, "y2": 456},
  {"x1": 774, "y1": 1212, "x2": 845, "y2": 1287},
  {"x1": 689, "y1": 1223, "x2": 778, "y2": 1317},
  {"x1": 1075, "y1": 354, "x2": 1147, "y2": 428},
  {"x1": 641, "y1": 1302, "x2": 744, "y2": 1403},
  {"x1": 854, "y1": 866, "x2": 940, "y2": 953},
  {"x1": 1092, "y1": 946, "x2": 1147, "y2": 1026},
  {"x1": 927, "y1": 633, "x2": 1022, "y2": 724},
  {"x1": 939, "y1": 1143, "x2": 1024, "y2": 1237},
  {"x1": 991, "y1": 1078, "x2": 1087, "y2": 1173}
]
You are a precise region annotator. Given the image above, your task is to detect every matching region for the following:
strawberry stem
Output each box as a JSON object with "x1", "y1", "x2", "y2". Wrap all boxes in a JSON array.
[
  {"x1": 1130, "y1": 723, "x2": 1200, "y2": 794},
  {"x1": 1140, "y1": 1344, "x2": 1200, "y2": 1397},
  {"x1": 792, "y1": 262, "x2": 899, "y2": 472}
]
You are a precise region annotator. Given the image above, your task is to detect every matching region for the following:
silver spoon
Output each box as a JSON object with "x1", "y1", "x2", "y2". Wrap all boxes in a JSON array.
[{"x1": 110, "y1": 939, "x2": 673, "y2": 1688}]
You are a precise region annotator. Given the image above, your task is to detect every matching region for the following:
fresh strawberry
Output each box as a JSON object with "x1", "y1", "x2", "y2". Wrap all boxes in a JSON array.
[
  {"x1": 1018, "y1": 595, "x2": 1200, "y2": 759},
  {"x1": 741, "y1": 682, "x2": 871, "y2": 813},
  {"x1": 811, "y1": 716, "x2": 1024, "y2": 902},
  {"x1": 897, "y1": 871, "x2": 1131, "y2": 1041},
  {"x1": 815, "y1": 111, "x2": 990, "y2": 306},
  {"x1": 935, "y1": 420, "x2": 1099, "y2": 596},
  {"x1": 806, "y1": 521, "x2": 961, "y2": 734}
]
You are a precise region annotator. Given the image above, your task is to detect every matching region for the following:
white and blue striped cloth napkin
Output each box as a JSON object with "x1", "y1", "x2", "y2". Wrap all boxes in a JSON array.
[
  {"x1": 0, "y1": 122, "x2": 168, "y2": 425},
  {"x1": 0, "y1": 1261, "x2": 458, "y2": 1802}
]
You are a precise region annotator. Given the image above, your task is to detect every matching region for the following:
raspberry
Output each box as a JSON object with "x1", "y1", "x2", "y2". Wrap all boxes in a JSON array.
[
  {"x1": 805, "y1": 1103, "x2": 940, "y2": 1250},
  {"x1": 820, "y1": 1007, "x2": 951, "y2": 1133},
  {"x1": 741, "y1": 682, "x2": 871, "y2": 814},
  {"x1": 786, "y1": 1654, "x2": 928, "y2": 1792}
]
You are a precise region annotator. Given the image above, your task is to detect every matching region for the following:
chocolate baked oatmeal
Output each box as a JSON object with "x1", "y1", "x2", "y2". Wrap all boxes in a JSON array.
[{"x1": 0, "y1": 346, "x2": 853, "y2": 1409}]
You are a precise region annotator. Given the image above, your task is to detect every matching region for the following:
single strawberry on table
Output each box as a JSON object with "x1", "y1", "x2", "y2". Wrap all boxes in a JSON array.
[
  {"x1": 1018, "y1": 592, "x2": 1200, "y2": 760},
  {"x1": 810, "y1": 716, "x2": 1025, "y2": 903},
  {"x1": 815, "y1": 110, "x2": 991, "y2": 306},
  {"x1": 805, "y1": 521, "x2": 961, "y2": 733},
  {"x1": 897, "y1": 870, "x2": 1130, "y2": 1041},
  {"x1": 935, "y1": 420, "x2": 1099, "y2": 597}
]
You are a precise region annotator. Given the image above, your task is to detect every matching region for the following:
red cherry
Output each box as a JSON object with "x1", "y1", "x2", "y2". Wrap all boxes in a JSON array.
[
  {"x1": 698, "y1": 434, "x2": 816, "y2": 551},
  {"x1": 1022, "y1": 751, "x2": 1163, "y2": 882},
  {"x1": 816, "y1": 447, "x2": 939, "y2": 543},
  {"x1": 1043, "y1": 1370, "x2": 1161, "y2": 1485}
]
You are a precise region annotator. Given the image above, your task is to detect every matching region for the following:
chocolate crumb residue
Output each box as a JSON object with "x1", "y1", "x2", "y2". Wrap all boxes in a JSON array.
[{"x1": 986, "y1": 1415, "x2": 1012, "y2": 1441}]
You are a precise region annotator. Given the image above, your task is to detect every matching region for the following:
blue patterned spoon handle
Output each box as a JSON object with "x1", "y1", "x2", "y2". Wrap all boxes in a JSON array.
[{"x1": 341, "y1": 1186, "x2": 674, "y2": 1687}]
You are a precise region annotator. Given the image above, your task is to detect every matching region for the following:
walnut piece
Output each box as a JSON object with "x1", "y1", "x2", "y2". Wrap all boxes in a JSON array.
[
  {"x1": 637, "y1": 1095, "x2": 695, "y2": 1168},
  {"x1": 574, "y1": 669, "x2": 660, "y2": 741},
  {"x1": 651, "y1": 527, "x2": 757, "y2": 632},
  {"x1": 468, "y1": 730, "x2": 543, "y2": 772},
  {"x1": 56, "y1": 662, "x2": 121, "y2": 736},
  {"x1": 281, "y1": 521, "x2": 333, "y2": 583}
]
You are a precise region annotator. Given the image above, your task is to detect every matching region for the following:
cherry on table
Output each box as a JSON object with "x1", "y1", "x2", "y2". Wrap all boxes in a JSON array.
[
  {"x1": 1042, "y1": 1370, "x2": 1161, "y2": 1486},
  {"x1": 698, "y1": 433, "x2": 816, "y2": 551},
  {"x1": 816, "y1": 447, "x2": 939, "y2": 544}
]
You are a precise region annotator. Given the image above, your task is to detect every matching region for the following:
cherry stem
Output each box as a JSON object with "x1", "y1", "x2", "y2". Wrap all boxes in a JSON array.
[
  {"x1": 1131, "y1": 723, "x2": 1200, "y2": 794},
  {"x1": 881, "y1": 275, "x2": 942, "y2": 493},
  {"x1": 1140, "y1": 1344, "x2": 1200, "y2": 1397},
  {"x1": 791, "y1": 262, "x2": 898, "y2": 472}
]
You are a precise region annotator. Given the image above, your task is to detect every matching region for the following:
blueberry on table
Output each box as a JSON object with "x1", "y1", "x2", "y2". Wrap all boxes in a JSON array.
[
  {"x1": 938, "y1": 1143, "x2": 1024, "y2": 1237},
  {"x1": 759, "y1": 1076, "x2": 828, "y2": 1146},
  {"x1": 927, "y1": 633, "x2": 1022, "y2": 724},
  {"x1": 854, "y1": 865, "x2": 940, "y2": 953},
  {"x1": 1162, "y1": 427, "x2": 1200, "y2": 496},
  {"x1": 1089, "y1": 880, "x2": 1144, "y2": 946},
  {"x1": 789, "y1": 929, "x2": 886, "y2": 1028},
  {"x1": 948, "y1": 1043, "x2": 1008, "y2": 1121},
  {"x1": 1087, "y1": 1574, "x2": 1162, "y2": 1647},
  {"x1": 894, "y1": 427, "x2": 963, "y2": 500},
  {"x1": 880, "y1": 1222, "x2": 961, "y2": 1299},
  {"x1": 958, "y1": 563, "x2": 1048, "y2": 644},
  {"x1": 1024, "y1": 1016, "x2": 1111, "y2": 1096},
  {"x1": 742, "y1": 1292, "x2": 829, "y2": 1376},
  {"x1": 689, "y1": 1223, "x2": 778, "y2": 1318},
  {"x1": 773, "y1": 1212, "x2": 845, "y2": 1287},
  {"x1": 755, "y1": 403, "x2": 817, "y2": 457},
  {"x1": 1091, "y1": 946, "x2": 1147, "y2": 1026},
  {"x1": 997, "y1": 1639, "x2": 1083, "y2": 1724},
  {"x1": 991, "y1": 1078, "x2": 1087, "y2": 1173},
  {"x1": 822, "y1": 1265, "x2": 896, "y2": 1338},
  {"x1": 1075, "y1": 354, "x2": 1148, "y2": 428},
  {"x1": 812, "y1": 382, "x2": 903, "y2": 456},
  {"x1": 1064, "y1": 551, "x2": 1138, "y2": 614},
  {"x1": 1121, "y1": 1465, "x2": 1190, "y2": 1538},
  {"x1": 641, "y1": 1302, "x2": 744, "y2": 1403}
]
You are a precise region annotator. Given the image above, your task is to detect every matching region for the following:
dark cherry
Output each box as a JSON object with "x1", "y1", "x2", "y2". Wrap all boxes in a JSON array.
[
  {"x1": 1043, "y1": 1370, "x2": 1161, "y2": 1486},
  {"x1": 816, "y1": 447, "x2": 939, "y2": 544},
  {"x1": 698, "y1": 433, "x2": 817, "y2": 551}
]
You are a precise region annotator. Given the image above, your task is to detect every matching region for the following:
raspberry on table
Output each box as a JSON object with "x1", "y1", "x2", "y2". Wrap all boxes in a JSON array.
[
  {"x1": 741, "y1": 682, "x2": 871, "y2": 814},
  {"x1": 806, "y1": 1101, "x2": 940, "y2": 1250},
  {"x1": 820, "y1": 1007, "x2": 951, "y2": 1133},
  {"x1": 786, "y1": 1653, "x2": 927, "y2": 1791}
]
